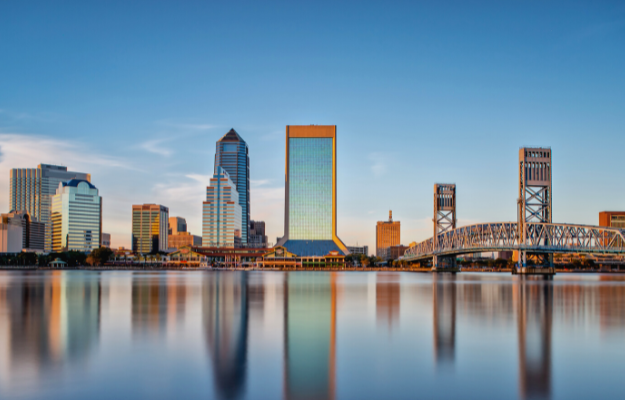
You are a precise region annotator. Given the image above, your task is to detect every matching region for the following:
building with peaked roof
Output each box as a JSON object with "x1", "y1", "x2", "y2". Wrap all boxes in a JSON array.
[
  {"x1": 277, "y1": 125, "x2": 348, "y2": 256},
  {"x1": 202, "y1": 167, "x2": 242, "y2": 248},
  {"x1": 214, "y1": 129, "x2": 250, "y2": 245},
  {"x1": 51, "y1": 179, "x2": 102, "y2": 252}
]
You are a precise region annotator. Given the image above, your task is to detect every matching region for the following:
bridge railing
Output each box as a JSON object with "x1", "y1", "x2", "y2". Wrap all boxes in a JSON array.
[{"x1": 403, "y1": 222, "x2": 625, "y2": 261}]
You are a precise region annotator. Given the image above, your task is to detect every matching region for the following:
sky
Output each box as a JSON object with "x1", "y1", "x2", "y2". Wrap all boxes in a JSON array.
[{"x1": 1, "y1": 0, "x2": 624, "y2": 250}]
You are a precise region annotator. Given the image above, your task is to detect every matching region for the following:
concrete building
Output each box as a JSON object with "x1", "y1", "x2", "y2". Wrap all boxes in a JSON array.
[
  {"x1": 249, "y1": 220, "x2": 268, "y2": 247},
  {"x1": 10, "y1": 164, "x2": 90, "y2": 251},
  {"x1": 168, "y1": 216, "x2": 187, "y2": 235},
  {"x1": 599, "y1": 211, "x2": 625, "y2": 229},
  {"x1": 277, "y1": 125, "x2": 348, "y2": 256},
  {"x1": 102, "y1": 233, "x2": 111, "y2": 248},
  {"x1": 376, "y1": 210, "x2": 400, "y2": 257},
  {"x1": 347, "y1": 245, "x2": 369, "y2": 256},
  {"x1": 51, "y1": 179, "x2": 102, "y2": 252},
  {"x1": 132, "y1": 204, "x2": 169, "y2": 253},
  {"x1": 168, "y1": 232, "x2": 202, "y2": 249},
  {"x1": 202, "y1": 167, "x2": 242, "y2": 248},
  {"x1": 0, "y1": 210, "x2": 45, "y2": 252},
  {"x1": 379, "y1": 245, "x2": 408, "y2": 261},
  {"x1": 214, "y1": 129, "x2": 249, "y2": 244}
]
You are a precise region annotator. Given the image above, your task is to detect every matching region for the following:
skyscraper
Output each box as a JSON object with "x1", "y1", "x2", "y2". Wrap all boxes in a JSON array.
[
  {"x1": 131, "y1": 204, "x2": 169, "y2": 253},
  {"x1": 214, "y1": 129, "x2": 249, "y2": 245},
  {"x1": 277, "y1": 125, "x2": 348, "y2": 256},
  {"x1": 51, "y1": 179, "x2": 102, "y2": 252},
  {"x1": 376, "y1": 210, "x2": 400, "y2": 257},
  {"x1": 202, "y1": 167, "x2": 242, "y2": 247},
  {"x1": 10, "y1": 164, "x2": 90, "y2": 251}
]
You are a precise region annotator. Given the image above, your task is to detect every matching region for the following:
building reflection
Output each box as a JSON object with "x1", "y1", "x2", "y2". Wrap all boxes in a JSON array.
[
  {"x1": 131, "y1": 273, "x2": 187, "y2": 337},
  {"x1": 0, "y1": 271, "x2": 100, "y2": 392},
  {"x1": 376, "y1": 273, "x2": 400, "y2": 331},
  {"x1": 202, "y1": 271, "x2": 249, "y2": 400},
  {"x1": 517, "y1": 279, "x2": 552, "y2": 400},
  {"x1": 283, "y1": 272, "x2": 337, "y2": 400},
  {"x1": 432, "y1": 274, "x2": 456, "y2": 366}
]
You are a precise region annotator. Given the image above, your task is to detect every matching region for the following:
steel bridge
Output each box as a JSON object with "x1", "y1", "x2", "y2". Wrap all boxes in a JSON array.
[{"x1": 402, "y1": 148, "x2": 625, "y2": 273}]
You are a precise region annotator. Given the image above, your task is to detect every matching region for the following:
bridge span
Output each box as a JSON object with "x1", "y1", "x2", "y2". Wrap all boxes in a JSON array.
[{"x1": 402, "y1": 148, "x2": 625, "y2": 273}]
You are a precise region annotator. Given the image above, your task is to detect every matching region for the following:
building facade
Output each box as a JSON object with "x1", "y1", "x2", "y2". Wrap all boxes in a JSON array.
[
  {"x1": 0, "y1": 210, "x2": 45, "y2": 252},
  {"x1": 214, "y1": 129, "x2": 249, "y2": 244},
  {"x1": 202, "y1": 167, "x2": 242, "y2": 247},
  {"x1": 51, "y1": 179, "x2": 102, "y2": 252},
  {"x1": 168, "y1": 216, "x2": 187, "y2": 235},
  {"x1": 347, "y1": 245, "x2": 369, "y2": 256},
  {"x1": 102, "y1": 233, "x2": 111, "y2": 248},
  {"x1": 379, "y1": 245, "x2": 408, "y2": 261},
  {"x1": 249, "y1": 220, "x2": 268, "y2": 247},
  {"x1": 376, "y1": 210, "x2": 400, "y2": 257},
  {"x1": 10, "y1": 164, "x2": 90, "y2": 251},
  {"x1": 599, "y1": 211, "x2": 625, "y2": 229},
  {"x1": 277, "y1": 125, "x2": 348, "y2": 256},
  {"x1": 168, "y1": 232, "x2": 202, "y2": 249},
  {"x1": 132, "y1": 204, "x2": 169, "y2": 253}
]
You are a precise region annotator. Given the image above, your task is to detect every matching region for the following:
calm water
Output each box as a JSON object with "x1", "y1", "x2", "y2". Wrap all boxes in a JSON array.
[{"x1": 1, "y1": 271, "x2": 624, "y2": 400}]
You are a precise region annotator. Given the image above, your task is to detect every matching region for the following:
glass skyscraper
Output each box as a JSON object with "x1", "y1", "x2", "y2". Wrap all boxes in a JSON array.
[
  {"x1": 278, "y1": 125, "x2": 348, "y2": 256},
  {"x1": 214, "y1": 129, "x2": 249, "y2": 245},
  {"x1": 131, "y1": 204, "x2": 169, "y2": 253}
]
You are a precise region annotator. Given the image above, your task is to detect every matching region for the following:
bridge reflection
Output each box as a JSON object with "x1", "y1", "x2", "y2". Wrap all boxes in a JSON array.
[{"x1": 433, "y1": 274, "x2": 456, "y2": 366}]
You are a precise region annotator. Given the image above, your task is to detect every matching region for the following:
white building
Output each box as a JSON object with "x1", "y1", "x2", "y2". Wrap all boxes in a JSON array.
[
  {"x1": 202, "y1": 167, "x2": 242, "y2": 247},
  {"x1": 51, "y1": 179, "x2": 102, "y2": 252},
  {"x1": 347, "y1": 245, "x2": 369, "y2": 256}
]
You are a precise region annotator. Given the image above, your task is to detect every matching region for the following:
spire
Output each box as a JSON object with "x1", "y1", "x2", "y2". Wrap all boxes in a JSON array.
[
  {"x1": 217, "y1": 128, "x2": 244, "y2": 142},
  {"x1": 389, "y1": 210, "x2": 393, "y2": 222}
]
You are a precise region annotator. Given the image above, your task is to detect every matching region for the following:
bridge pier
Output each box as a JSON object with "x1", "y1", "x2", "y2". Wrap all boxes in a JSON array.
[
  {"x1": 514, "y1": 251, "x2": 555, "y2": 276},
  {"x1": 432, "y1": 255, "x2": 460, "y2": 273}
]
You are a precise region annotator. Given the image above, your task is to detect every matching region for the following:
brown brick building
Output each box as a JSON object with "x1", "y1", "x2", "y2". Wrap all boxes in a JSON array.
[
  {"x1": 376, "y1": 211, "x2": 400, "y2": 257},
  {"x1": 599, "y1": 211, "x2": 625, "y2": 229}
]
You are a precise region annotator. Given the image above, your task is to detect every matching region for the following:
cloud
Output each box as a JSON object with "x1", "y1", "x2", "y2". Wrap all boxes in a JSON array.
[
  {"x1": 139, "y1": 138, "x2": 173, "y2": 157},
  {"x1": 369, "y1": 152, "x2": 388, "y2": 177},
  {"x1": 251, "y1": 179, "x2": 270, "y2": 187},
  {"x1": 156, "y1": 120, "x2": 217, "y2": 131},
  {"x1": 0, "y1": 109, "x2": 59, "y2": 122}
]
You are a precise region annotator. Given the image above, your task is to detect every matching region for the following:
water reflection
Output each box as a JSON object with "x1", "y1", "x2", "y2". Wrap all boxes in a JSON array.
[
  {"x1": 517, "y1": 279, "x2": 552, "y2": 400},
  {"x1": 203, "y1": 272, "x2": 249, "y2": 400},
  {"x1": 0, "y1": 271, "x2": 625, "y2": 399},
  {"x1": 0, "y1": 271, "x2": 100, "y2": 394}
]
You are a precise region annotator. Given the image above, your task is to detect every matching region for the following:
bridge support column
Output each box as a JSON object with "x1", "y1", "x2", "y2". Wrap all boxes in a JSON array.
[
  {"x1": 432, "y1": 255, "x2": 459, "y2": 273},
  {"x1": 514, "y1": 251, "x2": 555, "y2": 275}
]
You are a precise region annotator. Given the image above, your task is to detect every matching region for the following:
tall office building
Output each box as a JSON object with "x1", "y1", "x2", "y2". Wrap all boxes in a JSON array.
[
  {"x1": 376, "y1": 210, "x2": 400, "y2": 257},
  {"x1": 249, "y1": 220, "x2": 268, "y2": 247},
  {"x1": 277, "y1": 125, "x2": 348, "y2": 256},
  {"x1": 51, "y1": 179, "x2": 102, "y2": 252},
  {"x1": 168, "y1": 216, "x2": 187, "y2": 235},
  {"x1": 202, "y1": 167, "x2": 242, "y2": 247},
  {"x1": 9, "y1": 164, "x2": 90, "y2": 251},
  {"x1": 131, "y1": 204, "x2": 169, "y2": 253},
  {"x1": 214, "y1": 129, "x2": 249, "y2": 244}
]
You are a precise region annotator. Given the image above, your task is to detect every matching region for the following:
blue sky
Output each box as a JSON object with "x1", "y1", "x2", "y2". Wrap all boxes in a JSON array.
[{"x1": 1, "y1": 1, "x2": 624, "y2": 249}]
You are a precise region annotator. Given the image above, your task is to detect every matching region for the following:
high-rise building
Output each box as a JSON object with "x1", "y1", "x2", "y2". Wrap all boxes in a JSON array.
[
  {"x1": 168, "y1": 216, "x2": 187, "y2": 235},
  {"x1": 131, "y1": 204, "x2": 169, "y2": 253},
  {"x1": 51, "y1": 179, "x2": 102, "y2": 252},
  {"x1": 214, "y1": 129, "x2": 249, "y2": 244},
  {"x1": 599, "y1": 211, "x2": 625, "y2": 229},
  {"x1": 277, "y1": 125, "x2": 348, "y2": 256},
  {"x1": 202, "y1": 167, "x2": 242, "y2": 247},
  {"x1": 10, "y1": 164, "x2": 90, "y2": 251},
  {"x1": 0, "y1": 210, "x2": 45, "y2": 252},
  {"x1": 249, "y1": 220, "x2": 268, "y2": 247},
  {"x1": 376, "y1": 210, "x2": 400, "y2": 257}
]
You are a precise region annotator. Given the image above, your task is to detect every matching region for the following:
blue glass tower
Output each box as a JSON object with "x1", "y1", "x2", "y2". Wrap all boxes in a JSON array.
[{"x1": 214, "y1": 129, "x2": 250, "y2": 245}]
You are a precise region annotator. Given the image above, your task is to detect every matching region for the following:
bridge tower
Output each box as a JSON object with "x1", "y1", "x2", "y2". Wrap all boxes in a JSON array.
[
  {"x1": 518, "y1": 148, "x2": 553, "y2": 271},
  {"x1": 433, "y1": 184, "x2": 457, "y2": 271}
]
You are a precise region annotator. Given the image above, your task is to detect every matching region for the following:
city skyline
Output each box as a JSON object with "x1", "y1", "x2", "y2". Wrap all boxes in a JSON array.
[{"x1": 1, "y1": 1, "x2": 624, "y2": 251}]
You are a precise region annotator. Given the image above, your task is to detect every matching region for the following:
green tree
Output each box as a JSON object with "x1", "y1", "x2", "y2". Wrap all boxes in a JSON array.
[{"x1": 87, "y1": 247, "x2": 114, "y2": 266}]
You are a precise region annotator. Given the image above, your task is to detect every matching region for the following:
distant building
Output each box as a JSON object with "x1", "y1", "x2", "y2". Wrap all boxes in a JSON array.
[
  {"x1": 376, "y1": 211, "x2": 400, "y2": 257},
  {"x1": 10, "y1": 164, "x2": 90, "y2": 251},
  {"x1": 168, "y1": 216, "x2": 187, "y2": 235},
  {"x1": 249, "y1": 220, "x2": 268, "y2": 247},
  {"x1": 51, "y1": 179, "x2": 102, "y2": 252},
  {"x1": 277, "y1": 125, "x2": 348, "y2": 256},
  {"x1": 102, "y1": 233, "x2": 111, "y2": 248},
  {"x1": 347, "y1": 245, "x2": 368, "y2": 256},
  {"x1": 168, "y1": 232, "x2": 202, "y2": 249},
  {"x1": 379, "y1": 245, "x2": 408, "y2": 261},
  {"x1": 132, "y1": 204, "x2": 169, "y2": 253},
  {"x1": 599, "y1": 211, "x2": 625, "y2": 229},
  {"x1": 215, "y1": 129, "x2": 249, "y2": 244},
  {"x1": 202, "y1": 167, "x2": 242, "y2": 248},
  {"x1": 0, "y1": 211, "x2": 45, "y2": 252}
]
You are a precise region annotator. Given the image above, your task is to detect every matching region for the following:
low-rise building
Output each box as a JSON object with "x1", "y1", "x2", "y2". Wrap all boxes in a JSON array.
[
  {"x1": 249, "y1": 220, "x2": 268, "y2": 247},
  {"x1": 102, "y1": 233, "x2": 111, "y2": 248},
  {"x1": 347, "y1": 245, "x2": 368, "y2": 256},
  {"x1": 168, "y1": 232, "x2": 202, "y2": 249},
  {"x1": 0, "y1": 210, "x2": 45, "y2": 252},
  {"x1": 379, "y1": 245, "x2": 408, "y2": 261}
]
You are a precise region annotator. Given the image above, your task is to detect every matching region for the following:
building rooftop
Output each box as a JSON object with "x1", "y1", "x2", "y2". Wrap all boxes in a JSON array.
[
  {"x1": 218, "y1": 128, "x2": 245, "y2": 142},
  {"x1": 62, "y1": 179, "x2": 96, "y2": 189},
  {"x1": 281, "y1": 240, "x2": 347, "y2": 257}
]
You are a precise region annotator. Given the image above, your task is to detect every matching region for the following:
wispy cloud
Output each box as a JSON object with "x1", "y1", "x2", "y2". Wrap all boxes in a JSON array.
[
  {"x1": 156, "y1": 120, "x2": 217, "y2": 131},
  {"x1": 139, "y1": 138, "x2": 173, "y2": 156},
  {"x1": 0, "y1": 109, "x2": 59, "y2": 122},
  {"x1": 251, "y1": 179, "x2": 271, "y2": 187},
  {"x1": 369, "y1": 152, "x2": 388, "y2": 177}
]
